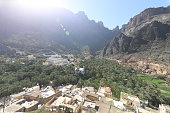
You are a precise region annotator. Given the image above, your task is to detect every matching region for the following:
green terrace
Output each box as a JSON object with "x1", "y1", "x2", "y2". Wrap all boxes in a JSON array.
[{"x1": 138, "y1": 74, "x2": 170, "y2": 97}]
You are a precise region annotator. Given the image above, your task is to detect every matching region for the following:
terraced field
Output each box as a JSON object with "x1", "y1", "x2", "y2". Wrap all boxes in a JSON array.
[{"x1": 138, "y1": 74, "x2": 170, "y2": 97}]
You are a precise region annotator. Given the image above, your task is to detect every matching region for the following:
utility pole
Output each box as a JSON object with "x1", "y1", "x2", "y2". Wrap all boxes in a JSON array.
[
  {"x1": 108, "y1": 105, "x2": 111, "y2": 113},
  {"x1": 3, "y1": 97, "x2": 5, "y2": 113}
]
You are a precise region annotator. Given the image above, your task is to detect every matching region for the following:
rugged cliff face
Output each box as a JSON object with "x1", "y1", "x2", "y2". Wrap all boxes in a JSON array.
[
  {"x1": 122, "y1": 6, "x2": 170, "y2": 36},
  {"x1": 101, "y1": 6, "x2": 170, "y2": 75}
]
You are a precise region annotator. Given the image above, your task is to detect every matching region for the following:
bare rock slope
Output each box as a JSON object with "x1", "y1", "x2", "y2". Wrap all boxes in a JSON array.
[{"x1": 101, "y1": 6, "x2": 170, "y2": 75}]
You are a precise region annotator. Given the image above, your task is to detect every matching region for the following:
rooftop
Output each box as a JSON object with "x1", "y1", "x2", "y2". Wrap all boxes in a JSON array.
[
  {"x1": 10, "y1": 91, "x2": 26, "y2": 99},
  {"x1": 59, "y1": 103, "x2": 77, "y2": 112},
  {"x1": 74, "y1": 95, "x2": 83, "y2": 102},
  {"x1": 3, "y1": 104, "x2": 23, "y2": 113},
  {"x1": 22, "y1": 100, "x2": 38, "y2": 108},
  {"x1": 121, "y1": 92, "x2": 140, "y2": 102},
  {"x1": 51, "y1": 96, "x2": 65, "y2": 107},
  {"x1": 41, "y1": 90, "x2": 55, "y2": 98},
  {"x1": 82, "y1": 87, "x2": 94, "y2": 92},
  {"x1": 83, "y1": 101, "x2": 96, "y2": 108},
  {"x1": 40, "y1": 86, "x2": 55, "y2": 98}
]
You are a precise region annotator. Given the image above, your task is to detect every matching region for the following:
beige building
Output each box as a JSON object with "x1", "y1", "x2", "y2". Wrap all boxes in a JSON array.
[
  {"x1": 2, "y1": 104, "x2": 24, "y2": 113},
  {"x1": 159, "y1": 104, "x2": 170, "y2": 113},
  {"x1": 44, "y1": 95, "x2": 82, "y2": 113},
  {"x1": 82, "y1": 92, "x2": 99, "y2": 102},
  {"x1": 2, "y1": 99, "x2": 38, "y2": 113},
  {"x1": 120, "y1": 92, "x2": 140, "y2": 109},
  {"x1": 97, "y1": 87, "x2": 112, "y2": 98}
]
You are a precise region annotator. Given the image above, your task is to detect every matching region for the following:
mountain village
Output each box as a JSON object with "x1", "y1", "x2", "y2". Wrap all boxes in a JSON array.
[{"x1": 0, "y1": 83, "x2": 170, "y2": 113}]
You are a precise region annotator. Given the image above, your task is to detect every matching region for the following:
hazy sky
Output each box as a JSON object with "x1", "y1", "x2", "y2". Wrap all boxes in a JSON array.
[
  {"x1": 1, "y1": 0, "x2": 170, "y2": 29},
  {"x1": 60, "y1": 0, "x2": 170, "y2": 29}
]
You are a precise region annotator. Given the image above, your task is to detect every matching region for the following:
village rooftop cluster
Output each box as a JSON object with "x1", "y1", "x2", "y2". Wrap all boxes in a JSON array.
[
  {"x1": 1, "y1": 51, "x2": 79, "y2": 66},
  {"x1": 0, "y1": 84, "x2": 170, "y2": 113}
]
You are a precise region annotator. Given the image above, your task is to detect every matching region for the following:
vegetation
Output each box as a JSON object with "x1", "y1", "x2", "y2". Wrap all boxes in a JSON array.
[
  {"x1": 138, "y1": 74, "x2": 170, "y2": 97},
  {"x1": 78, "y1": 59, "x2": 170, "y2": 107},
  {"x1": 0, "y1": 60, "x2": 79, "y2": 97},
  {"x1": 0, "y1": 58, "x2": 169, "y2": 107}
]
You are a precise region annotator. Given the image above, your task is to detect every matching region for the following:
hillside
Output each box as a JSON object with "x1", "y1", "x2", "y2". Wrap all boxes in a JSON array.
[
  {"x1": 0, "y1": 5, "x2": 120, "y2": 55},
  {"x1": 101, "y1": 6, "x2": 170, "y2": 75}
]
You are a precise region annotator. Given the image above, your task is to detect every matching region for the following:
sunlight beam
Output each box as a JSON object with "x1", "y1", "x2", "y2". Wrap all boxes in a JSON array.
[{"x1": 12, "y1": 0, "x2": 66, "y2": 8}]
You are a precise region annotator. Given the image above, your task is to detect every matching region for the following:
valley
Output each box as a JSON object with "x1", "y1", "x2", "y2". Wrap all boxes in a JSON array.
[{"x1": 0, "y1": 2, "x2": 170, "y2": 113}]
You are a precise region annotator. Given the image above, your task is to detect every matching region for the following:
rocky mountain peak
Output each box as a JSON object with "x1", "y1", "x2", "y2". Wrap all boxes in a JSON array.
[
  {"x1": 123, "y1": 6, "x2": 170, "y2": 36},
  {"x1": 0, "y1": 7, "x2": 116, "y2": 54},
  {"x1": 98, "y1": 21, "x2": 104, "y2": 27},
  {"x1": 112, "y1": 26, "x2": 120, "y2": 32},
  {"x1": 76, "y1": 11, "x2": 88, "y2": 20},
  {"x1": 101, "y1": 6, "x2": 170, "y2": 75}
]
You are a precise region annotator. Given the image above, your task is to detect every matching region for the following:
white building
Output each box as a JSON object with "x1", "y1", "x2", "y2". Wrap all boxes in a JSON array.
[
  {"x1": 28, "y1": 55, "x2": 36, "y2": 60},
  {"x1": 75, "y1": 67, "x2": 85, "y2": 74},
  {"x1": 43, "y1": 55, "x2": 68, "y2": 66},
  {"x1": 159, "y1": 104, "x2": 170, "y2": 113}
]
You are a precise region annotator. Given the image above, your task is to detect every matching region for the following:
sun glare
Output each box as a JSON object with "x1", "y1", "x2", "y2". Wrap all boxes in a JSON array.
[{"x1": 13, "y1": 0, "x2": 66, "y2": 8}]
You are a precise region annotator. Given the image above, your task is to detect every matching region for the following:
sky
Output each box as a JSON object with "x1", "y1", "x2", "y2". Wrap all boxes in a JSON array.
[
  {"x1": 1, "y1": 0, "x2": 170, "y2": 29},
  {"x1": 61, "y1": 0, "x2": 170, "y2": 29}
]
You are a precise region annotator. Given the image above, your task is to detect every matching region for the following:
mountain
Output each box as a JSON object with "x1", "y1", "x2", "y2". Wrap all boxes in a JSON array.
[
  {"x1": 0, "y1": 4, "x2": 120, "y2": 55},
  {"x1": 101, "y1": 6, "x2": 170, "y2": 75},
  {"x1": 0, "y1": 42, "x2": 16, "y2": 57}
]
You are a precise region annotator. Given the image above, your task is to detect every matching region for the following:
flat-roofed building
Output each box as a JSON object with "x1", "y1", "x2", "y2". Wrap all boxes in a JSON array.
[
  {"x1": 2, "y1": 99, "x2": 38, "y2": 112},
  {"x1": 59, "y1": 103, "x2": 80, "y2": 113},
  {"x1": 82, "y1": 92, "x2": 99, "y2": 102},
  {"x1": 97, "y1": 87, "x2": 112, "y2": 98},
  {"x1": 10, "y1": 91, "x2": 26, "y2": 100},
  {"x1": 159, "y1": 104, "x2": 170, "y2": 113},
  {"x1": 16, "y1": 99, "x2": 39, "y2": 112},
  {"x1": 51, "y1": 96, "x2": 66, "y2": 107},
  {"x1": 82, "y1": 87, "x2": 94, "y2": 92},
  {"x1": 83, "y1": 100, "x2": 96, "y2": 109},
  {"x1": 120, "y1": 92, "x2": 140, "y2": 109},
  {"x1": 2, "y1": 104, "x2": 24, "y2": 113},
  {"x1": 24, "y1": 90, "x2": 41, "y2": 101}
]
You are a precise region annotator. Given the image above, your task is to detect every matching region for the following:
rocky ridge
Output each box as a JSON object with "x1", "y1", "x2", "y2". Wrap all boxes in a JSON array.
[
  {"x1": 0, "y1": 5, "x2": 120, "y2": 54},
  {"x1": 101, "y1": 6, "x2": 170, "y2": 75}
]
